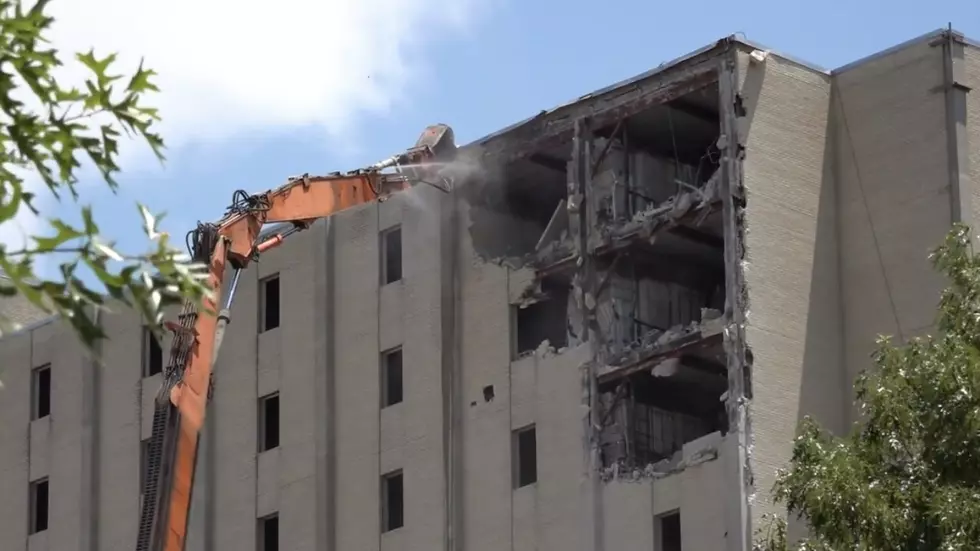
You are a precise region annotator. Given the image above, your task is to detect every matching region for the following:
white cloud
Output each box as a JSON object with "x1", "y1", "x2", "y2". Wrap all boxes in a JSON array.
[
  {"x1": 45, "y1": 0, "x2": 485, "y2": 162},
  {"x1": 1, "y1": 0, "x2": 488, "y2": 254}
]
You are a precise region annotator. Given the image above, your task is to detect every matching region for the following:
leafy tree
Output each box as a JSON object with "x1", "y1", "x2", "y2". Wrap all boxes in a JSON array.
[
  {"x1": 0, "y1": 0, "x2": 209, "y2": 346},
  {"x1": 757, "y1": 223, "x2": 980, "y2": 551}
]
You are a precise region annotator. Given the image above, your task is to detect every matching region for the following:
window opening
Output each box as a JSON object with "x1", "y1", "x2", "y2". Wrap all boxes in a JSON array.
[
  {"x1": 381, "y1": 227, "x2": 403, "y2": 285},
  {"x1": 259, "y1": 393, "x2": 280, "y2": 452},
  {"x1": 382, "y1": 470, "x2": 404, "y2": 532},
  {"x1": 32, "y1": 365, "x2": 51, "y2": 420},
  {"x1": 259, "y1": 514, "x2": 279, "y2": 551},
  {"x1": 260, "y1": 275, "x2": 281, "y2": 332},
  {"x1": 513, "y1": 279, "x2": 569, "y2": 358},
  {"x1": 142, "y1": 327, "x2": 163, "y2": 377},
  {"x1": 381, "y1": 348, "x2": 404, "y2": 408},
  {"x1": 514, "y1": 425, "x2": 538, "y2": 488},
  {"x1": 29, "y1": 478, "x2": 49, "y2": 534},
  {"x1": 655, "y1": 511, "x2": 681, "y2": 551}
]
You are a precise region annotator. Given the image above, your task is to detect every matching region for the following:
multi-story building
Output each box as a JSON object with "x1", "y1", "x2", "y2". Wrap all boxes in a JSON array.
[{"x1": 2, "y1": 27, "x2": 977, "y2": 551}]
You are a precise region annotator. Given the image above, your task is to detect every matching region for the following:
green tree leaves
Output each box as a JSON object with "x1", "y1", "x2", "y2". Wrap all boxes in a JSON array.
[
  {"x1": 0, "y1": 0, "x2": 209, "y2": 346},
  {"x1": 758, "y1": 223, "x2": 980, "y2": 551}
]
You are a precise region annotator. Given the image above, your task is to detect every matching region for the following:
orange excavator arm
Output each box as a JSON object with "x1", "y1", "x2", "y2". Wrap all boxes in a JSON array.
[{"x1": 135, "y1": 124, "x2": 456, "y2": 551}]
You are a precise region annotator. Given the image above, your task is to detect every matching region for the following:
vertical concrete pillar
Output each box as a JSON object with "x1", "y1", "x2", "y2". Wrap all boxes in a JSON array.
[
  {"x1": 935, "y1": 29, "x2": 974, "y2": 234},
  {"x1": 314, "y1": 218, "x2": 337, "y2": 551},
  {"x1": 571, "y1": 118, "x2": 605, "y2": 551},
  {"x1": 441, "y1": 174, "x2": 463, "y2": 551},
  {"x1": 79, "y1": 306, "x2": 102, "y2": 551},
  {"x1": 719, "y1": 50, "x2": 752, "y2": 551}
]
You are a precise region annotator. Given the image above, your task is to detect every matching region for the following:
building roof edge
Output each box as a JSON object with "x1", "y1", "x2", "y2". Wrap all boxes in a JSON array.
[
  {"x1": 463, "y1": 27, "x2": 980, "y2": 151},
  {"x1": 464, "y1": 37, "x2": 732, "y2": 149},
  {"x1": 832, "y1": 28, "x2": 951, "y2": 74},
  {"x1": 730, "y1": 35, "x2": 831, "y2": 74}
]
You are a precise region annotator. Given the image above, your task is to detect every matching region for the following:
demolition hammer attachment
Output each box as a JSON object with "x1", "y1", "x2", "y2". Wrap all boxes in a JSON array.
[{"x1": 369, "y1": 123, "x2": 457, "y2": 192}]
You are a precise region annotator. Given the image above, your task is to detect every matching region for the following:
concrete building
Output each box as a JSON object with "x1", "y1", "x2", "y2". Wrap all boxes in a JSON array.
[{"x1": 1, "y1": 26, "x2": 977, "y2": 551}]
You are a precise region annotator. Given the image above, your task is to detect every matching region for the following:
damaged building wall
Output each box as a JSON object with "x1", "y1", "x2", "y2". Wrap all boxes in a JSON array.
[
  {"x1": 461, "y1": 199, "x2": 733, "y2": 551},
  {"x1": 457, "y1": 50, "x2": 734, "y2": 549},
  {"x1": 575, "y1": 142, "x2": 725, "y2": 356},
  {"x1": 735, "y1": 48, "x2": 845, "y2": 531},
  {"x1": 457, "y1": 197, "x2": 523, "y2": 550},
  {"x1": 589, "y1": 134, "x2": 716, "y2": 226},
  {"x1": 461, "y1": 158, "x2": 567, "y2": 262},
  {"x1": 457, "y1": 193, "x2": 592, "y2": 551},
  {"x1": 835, "y1": 39, "x2": 952, "y2": 423},
  {"x1": 514, "y1": 344, "x2": 592, "y2": 551},
  {"x1": 8, "y1": 30, "x2": 980, "y2": 551},
  {"x1": 570, "y1": 268, "x2": 720, "y2": 355},
  {"x1": 601, "y1": 431, "x2": 739, "y2": 551}
]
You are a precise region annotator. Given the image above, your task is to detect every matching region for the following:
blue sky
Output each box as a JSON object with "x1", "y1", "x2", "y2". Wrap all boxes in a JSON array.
[{"x1": 6, "y1": 0, "x2": 980, "y2": 279}]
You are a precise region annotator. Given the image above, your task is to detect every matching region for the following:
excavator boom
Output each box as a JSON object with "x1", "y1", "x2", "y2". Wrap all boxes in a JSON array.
[{"x1": 136, "y1": 125, "x2": 456, "y2": 551}]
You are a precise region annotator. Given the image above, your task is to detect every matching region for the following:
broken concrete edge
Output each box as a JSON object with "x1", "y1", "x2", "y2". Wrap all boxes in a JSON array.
[
  {"x1": 507, "y1": 275, "x2": 727, "y2": 382},
  {"x1": 463, "y1": 28, "x2": 970, "y2": 172},
  {"x1": 470, "y1": 63, "x2": 722, "y2": 165},
  {"x1": 480, "y1": 169, "x2": 724, "y2": 276},
  {"x1": 720, "y1": 50, "x2": 754, "y2": 551},
  {"x1": 512, "y1": 337, "x2": 567, "y2": 361},
  {"x1": 461, "y1": 26, "x2": 946, "y2": 168},
  {"x1": 509, "y1": 303, "x2": 725, "y2": 372},
  {"x1": 460, "y1": 71, "x2": 734, "y2": 490},
  {"x1": 455, "y1": 51, "x2": 756, "y2": 549},
  {"x1": 600, "y1": 430, "x2": 724, "y2": 483},
  {"x1": 596, "y1": 310, "x2": 724, "y2": 383}
]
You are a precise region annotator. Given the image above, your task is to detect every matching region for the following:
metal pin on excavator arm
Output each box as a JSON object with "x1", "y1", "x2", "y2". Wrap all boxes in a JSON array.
[{"x1": 136, "y1": 125, "x2": 456, "y2": 551}]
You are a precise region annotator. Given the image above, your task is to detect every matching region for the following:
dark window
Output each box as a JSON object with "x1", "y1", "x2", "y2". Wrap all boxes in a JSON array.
[
  {"x1": 381, "y1": 348, "x2": 403, "y2": 408},
  {"x1": 143, "y1": 327, "x2": 163, "y2": 377},
  {"x1": 513, "y1": 279, "x2": 569, "y2": 358},
  {"x1": 32, "y1": 365, "x2": 51, "y2": 420},
  {"x1": 656, "y1": 511, "x2": 681, "y2": 551},
  {"x1": 381, "y1": 470, "x2": 404, "y2": 532},
  {"x1": 259, "y1": 515, "x2": 278, "y2": 551},
  {"x1": 382, "y1": 227, "x2": 402, "y2": 285},
  {"x1": 261, "y1": 275, "x2": 281, "y2": 332},
  {"x1": 514, "y1": 425, "x2": 537, "y2": 488},
  {"x1": 259, "y1": 393, "x2": 280, "y2": 452},
  {"x1": 30, "y1": 478, "x2": 48, "y2": 534}
]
